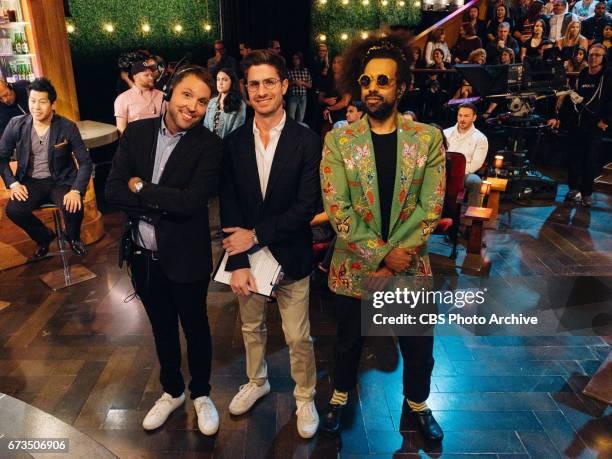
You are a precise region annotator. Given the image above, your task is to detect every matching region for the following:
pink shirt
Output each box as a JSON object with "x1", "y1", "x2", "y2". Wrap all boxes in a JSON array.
[{"x1": 114, "y1": 86, "x2": 164, "y2": 123}]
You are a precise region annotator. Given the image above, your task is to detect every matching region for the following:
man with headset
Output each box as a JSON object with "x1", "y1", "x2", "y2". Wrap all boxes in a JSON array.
[
  {"x1": 105, "y1": 65, "x2": 223, "y2": 435},
  {"x1": 0, "y1": 79, "x2": 29, "y2": 136},
  {"x1": 548, "y1": 43, "x2": 611, "y2": 207}
]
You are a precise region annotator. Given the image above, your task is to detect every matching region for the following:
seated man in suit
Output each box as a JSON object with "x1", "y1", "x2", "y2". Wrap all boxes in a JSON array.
[
  {"x1": 219, "y1": 50, "x2": 321, "y2": 439},
  {"x1": 0, "y1": 78, "x2": 91, "y2": 257}
]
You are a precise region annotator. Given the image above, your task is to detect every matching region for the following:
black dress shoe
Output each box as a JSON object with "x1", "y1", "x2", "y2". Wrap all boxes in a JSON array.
[
  {"x1": 409, "y1": 408, "x2": 444, "y2": 442},
  {"x1": 69, "y1": 239, "x2": 87, "y2": 256},
  {"x1": 33, "y1": 233, "x2": 56, "y2": 258},
  {"x1": 321, "y1": 403, "x2": 344, "y2": 436}
]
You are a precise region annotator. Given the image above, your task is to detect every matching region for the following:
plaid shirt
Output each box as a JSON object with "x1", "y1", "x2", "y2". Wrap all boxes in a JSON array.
[{"x1": 288, "y1": 68, "x2": 312, "y2": 97}]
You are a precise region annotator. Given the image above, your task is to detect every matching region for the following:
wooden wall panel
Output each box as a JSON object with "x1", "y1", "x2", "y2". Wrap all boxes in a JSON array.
[{"x1": 24, "y1": 0, "x2": 80, "y2": 121}]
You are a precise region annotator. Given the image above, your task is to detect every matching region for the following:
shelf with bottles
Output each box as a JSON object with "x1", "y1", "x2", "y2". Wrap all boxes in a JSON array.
[
  {"x1": 0, "y1": 29, "x2": 31, "y2": 56},
  {"x1": 0, "y1": 59, "x2": 35, "y2": 82}
]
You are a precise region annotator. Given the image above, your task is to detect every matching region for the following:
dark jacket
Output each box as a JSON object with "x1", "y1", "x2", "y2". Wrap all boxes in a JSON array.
[
  {"x1": 220, "y1": 116, "x2": 321, "y2": 281},
  {"x1": 0, "y1": 80, "x2": 30, "y2": 137},
  {"x1": 0, "y1": 113, "x2": 92, "y2": 194},
  {"x1": 485, "y1": 36, "x2": 520, "y2": 63},
  {"x1": 105, "y1": 117, "x2": 222, "y2": 283}
]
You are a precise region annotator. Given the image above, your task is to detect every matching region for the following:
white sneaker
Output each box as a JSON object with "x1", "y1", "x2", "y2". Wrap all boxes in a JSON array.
[
  {"x1": 142, "y1": 392, "x2": 185, "y2": 430},
  {"x1": 194, "y1": 396, "x2": 219, "y2": 436},
  {"x1": 228, "y1": 380, "x2": 271, "y2": 415},
  {"x1": 296, "y1": 400, "x2": 319, "y2": 439}
]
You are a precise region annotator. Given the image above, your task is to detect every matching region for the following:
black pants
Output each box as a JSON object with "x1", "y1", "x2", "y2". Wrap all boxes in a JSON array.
[
  {"x1": 567, "y1": 124, "x2": 604, "y2": 197},
  {"x1": 5, "y1": 177, "x2": 84, "y2": 243},
  {"x1": 332, "y1": 293, "x2": 434, "y2": 403},
  {"x1": 131, "y1": 250, "x2": 212, "y2": 399}
]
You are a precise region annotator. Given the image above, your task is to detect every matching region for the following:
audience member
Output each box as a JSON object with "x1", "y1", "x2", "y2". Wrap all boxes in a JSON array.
[
  {"x1": 443, "y1": 103, "x2": 489, "y2": 206},
  {"x1": 203, "y1": 68, "x2": 246, "y2": 139},
  {"x1": 549, "y1": 0, "x2": 578, "y2": 42},
  {"x1": 0, "y1": 78, "x2": 91, "y2": 257},
  {"x1": 332, "y1": 99, "x2": 364, "y2": 128},
  {"x1": 311, "y1": 43, "x2": 330, "y2": 89},
  {"x1": 454, "y1": 22, "x2": 483, "y2": 63},
  {"x1": 582, "y1": 1, "x2": 612, "y2": 44},
  {"x1": 319, "y1": 55, "x2": 350, "y2": 128},
  {"x1": 267, "y1": 39, "x2": 282, "y2": 56},
  {"x1": 425, "y1": 48, "x2": 454, "y2": 94},
  {"x1": 594, "y1": 23, "x2": 612, "y2": 65},
  {"x1": 514, "y1": 0, "x2": 546, "y2": 42},
  {"x1": 466, "y1": 5, "x2": 489, "y2": 42},
  {"x1": 151, "y1": 55, "x2": 171, "y2": 91},
  {"x1": 207, "y1": 40, "x2": 237, "y2": 76},
  {"x1": 556, "y1": 20, "x2": 589, "y2": 60},
  {"x1": 486, "y1": 4, "x2": 515, "y2": 42},
  {"x1": 572, "y1": 0, "x2": 597, "y2": 19},
  {"x1": 564, "y1": 46, "x2": 588, "y2": 72},
  {"x1": 408, "y1": 46, "x2": 427, "y2": 89},
  {"x1": 520, "y1": 18, "x2": 553, "y2": 61},
  {"x1": 425, "y1": 28, "x2": 452, "y2": 65},
  {"x1": 0, "y1": 79, "x2": 29, "y2": 136},
  {"x1": 486, "y1": 22, "x2": 520, "y2": 63},
  {"x1": 114, "y1": 59, "x2": 164, "y2": 134},
  {"x1": 287, "y1": 52, "x2": 312, "y2": 123}
]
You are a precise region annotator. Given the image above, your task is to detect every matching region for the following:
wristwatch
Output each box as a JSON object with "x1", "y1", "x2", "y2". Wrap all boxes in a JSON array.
[
  {"x1": 252, "y1": 229, "x2": 259, "y2": 245},
  {"x1": 135, "y1": 181, "x2": 144, "y2": 193}
]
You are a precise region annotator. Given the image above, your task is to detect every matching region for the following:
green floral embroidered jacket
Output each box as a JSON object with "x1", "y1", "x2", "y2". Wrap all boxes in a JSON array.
[{"x1": 320, "y1": 114, "x2": 446, "y2": 299}]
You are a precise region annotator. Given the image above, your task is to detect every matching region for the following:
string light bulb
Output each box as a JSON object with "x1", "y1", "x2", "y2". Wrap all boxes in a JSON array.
[
  {"x1": 174, "y1": 24, "x2": 183, "y2": 33},
  {"x1": 141, "y1": 23, "x2": 150, "y2": 33},
  {"x1": 341, "y1": 33, "x2": 348, "y2": 40},
  {"x1": 361, "y1": 32, "x2": 368, "y2": 39},
  {"x1": 204, "y1": 23, "x2": 212, "y2": 31},
  {"x1": 362, "y1": 0, "x2": 370, "y2": 5},
  {"x1": 399, "y1": 0, "x2": 405, "y2": 5},
  {"x1": 66, "y1": 23, "x2": 75, "y2": 33},
  {"x1": 382, "y1": 0, "x2": 389, "y2": 5},
  {"x1": 103, "y1": 23, "x2": 114, "y2": 33},
  {"x1": 319, "y1": 0, "x2": 327, "y2": 4},
  {"x1": 342, "y1": 0, "x2": 349, "y2": 4},
  {"x1": 319, "y1": 34, "x2": 327, "y2": 42}
]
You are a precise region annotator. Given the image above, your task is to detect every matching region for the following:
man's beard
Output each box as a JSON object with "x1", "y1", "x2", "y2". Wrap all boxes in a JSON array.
[{"x1": 363, "y1": 95, "x2": 396, "y2": 121}]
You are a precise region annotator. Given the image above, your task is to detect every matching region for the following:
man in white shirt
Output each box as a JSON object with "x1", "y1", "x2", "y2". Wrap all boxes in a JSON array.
[
  {"x1": 219, "y1": 50, "x2": 320, "y2": 439},
  {"x1": 443, "y1": 103, "x2": 489, "y2": 206},
  {"x1": 549, "y1": 0, "x2": 578, "y2": 41}
]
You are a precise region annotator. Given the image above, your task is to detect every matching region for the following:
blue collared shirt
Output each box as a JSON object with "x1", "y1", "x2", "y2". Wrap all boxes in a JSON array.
[{"x1": 135, "y1": 117, "x2": 186, "y2": 250}]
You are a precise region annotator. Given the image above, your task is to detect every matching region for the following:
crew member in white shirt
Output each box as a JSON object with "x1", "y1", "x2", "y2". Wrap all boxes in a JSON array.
[{"x1": 443, "y1": 103, "x2": 489, "y2": 206}]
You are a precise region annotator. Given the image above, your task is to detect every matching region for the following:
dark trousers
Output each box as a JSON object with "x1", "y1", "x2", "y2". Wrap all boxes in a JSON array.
[
  {"x1": 567, "y1": 124, "x2": 603, "y2": 197},
  {"x1": 131, "y1": 250, "x2": 212, "y2": 399},
  {"x1": 5, "y1": 177, "x2": 84, "y2": 242},
  {"x1": 332, "y1": 293, "x2": 434, "y2": 403}
]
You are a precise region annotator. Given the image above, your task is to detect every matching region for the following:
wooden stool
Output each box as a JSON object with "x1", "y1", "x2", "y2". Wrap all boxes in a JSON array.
[
  {"x1": 483, "y1": 177, "x2": 508, "y2": 228},
  {"x1": 37, "y1": 204, "x2": 96, "y2": 290},
  {"x1": 462, "y1": 206, "x2": 492, "y2": 275}
]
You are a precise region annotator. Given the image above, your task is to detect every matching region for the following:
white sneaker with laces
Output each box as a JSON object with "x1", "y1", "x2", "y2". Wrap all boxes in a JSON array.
[
  {"x1": 296, "y1": 400, "x2": 319, "y2": 439},
  {"x1": 194, "y1": 396, "x2": 219, "y2": 436},
  {"x1": 228, "y1": 380, "x2": 271, "y2": 415},
  {"x1": 142, "y1": 392, "x2": 185, "y2": 430}
]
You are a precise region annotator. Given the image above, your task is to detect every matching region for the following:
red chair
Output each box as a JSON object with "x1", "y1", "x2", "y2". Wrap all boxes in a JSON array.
[{"x1": 434, "y1": 151, "x2": 466, "y2": 259}]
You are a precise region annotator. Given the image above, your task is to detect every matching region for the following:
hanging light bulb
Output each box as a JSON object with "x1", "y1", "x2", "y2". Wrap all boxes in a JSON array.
[
  {"x1": 319, "y1": 0, "x2": 327, "y2": 4},
  {"x1": 382, "y1": 0, "x2": 389, "y2": 5},
  {"x1": 66, "y1": 23, "x2": 75, "y2": 33},
  {"x1": 204, "y1": 23, "x2": 212, "y2": 32},
  {"x1": 174, "y1": 24, "x2": 183, "y2": 33},
  {"x1": 399, "y1": 0, "x2": 406, "y2": 5},
  {"x1": 341, "y1": 33, "x2": 348, "y2": 40},
  {"x1": 342, "y1": 0, "x2": 349, "y2": 4},
  {"x1": 362, "y1": 0, "x2": 370, "y2": 5},
  {"x1": 361, "y1": 32, "x2": 368, "y2": 39},
  {"x1": 103, "y1": 23, "x2": 114, "y2": 33},
  {"x1": 319, "y1": 34, "x2": 327, "y2": 42},
  {"x1": 141, "y1": 23, "x2": 151, "y2": 33}
]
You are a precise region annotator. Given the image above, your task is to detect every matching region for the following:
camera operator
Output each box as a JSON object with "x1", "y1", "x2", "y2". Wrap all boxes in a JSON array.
[{"x1": 548, "y1": 44, "x2": 611, "y2": 207}]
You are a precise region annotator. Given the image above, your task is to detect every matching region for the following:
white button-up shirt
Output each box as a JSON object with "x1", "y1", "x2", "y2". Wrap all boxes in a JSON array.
[
  {"x1": 253, "y1": 111, "x2": 286, "y2": 198},
  {"x1": 443, "y1": 124, "x2": 489, "y2": 174},
  {"x1": 549, "y1": 12, "x2": 577, "y2": 42}
]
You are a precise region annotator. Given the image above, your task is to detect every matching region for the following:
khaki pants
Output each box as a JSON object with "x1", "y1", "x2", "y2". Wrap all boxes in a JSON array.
[{"x1": 237, "y1": 276, "x2": 316, "y2": 402}]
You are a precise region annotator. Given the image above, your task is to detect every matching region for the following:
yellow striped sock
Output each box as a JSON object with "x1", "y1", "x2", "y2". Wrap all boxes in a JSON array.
[
  {"x1": 330, "y1": 390, "x2": 348, "y2": 406},
  {"x1": 406, "y1": 399, "x2": 429, "y2": 411}
]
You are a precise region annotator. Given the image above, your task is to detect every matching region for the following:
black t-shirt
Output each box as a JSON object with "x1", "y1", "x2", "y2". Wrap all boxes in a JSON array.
[
  {"x1": 562, "y1": 67, "x2": 612, "y2": 127},
  {"x1": 0, "y1": 80, "x2": 29, "y2": 136},
  {"x1": 372, "y1": 130, "x2": 397, "y2": 242},
  {"x1": 319, "y1": 73, "x2": 347, "y2": 123}
]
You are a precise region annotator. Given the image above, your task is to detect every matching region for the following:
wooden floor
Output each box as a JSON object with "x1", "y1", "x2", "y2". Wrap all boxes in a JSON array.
[{"x1": 0, "y1": 181, "x2": 610, "y2": 459}]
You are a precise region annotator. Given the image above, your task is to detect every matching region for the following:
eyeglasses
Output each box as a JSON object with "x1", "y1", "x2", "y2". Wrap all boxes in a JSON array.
[
  {"x1": 358, "y1": 73, "x2": 395, "y2": 89},
  {"x1": 246, "y1": 78, "x2": 281, "y2": 92}
]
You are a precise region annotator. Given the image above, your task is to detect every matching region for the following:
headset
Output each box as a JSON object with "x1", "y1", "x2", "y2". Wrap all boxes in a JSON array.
[{"x1": 162, "y1": 54, "x2": 198, "y2": 101}]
